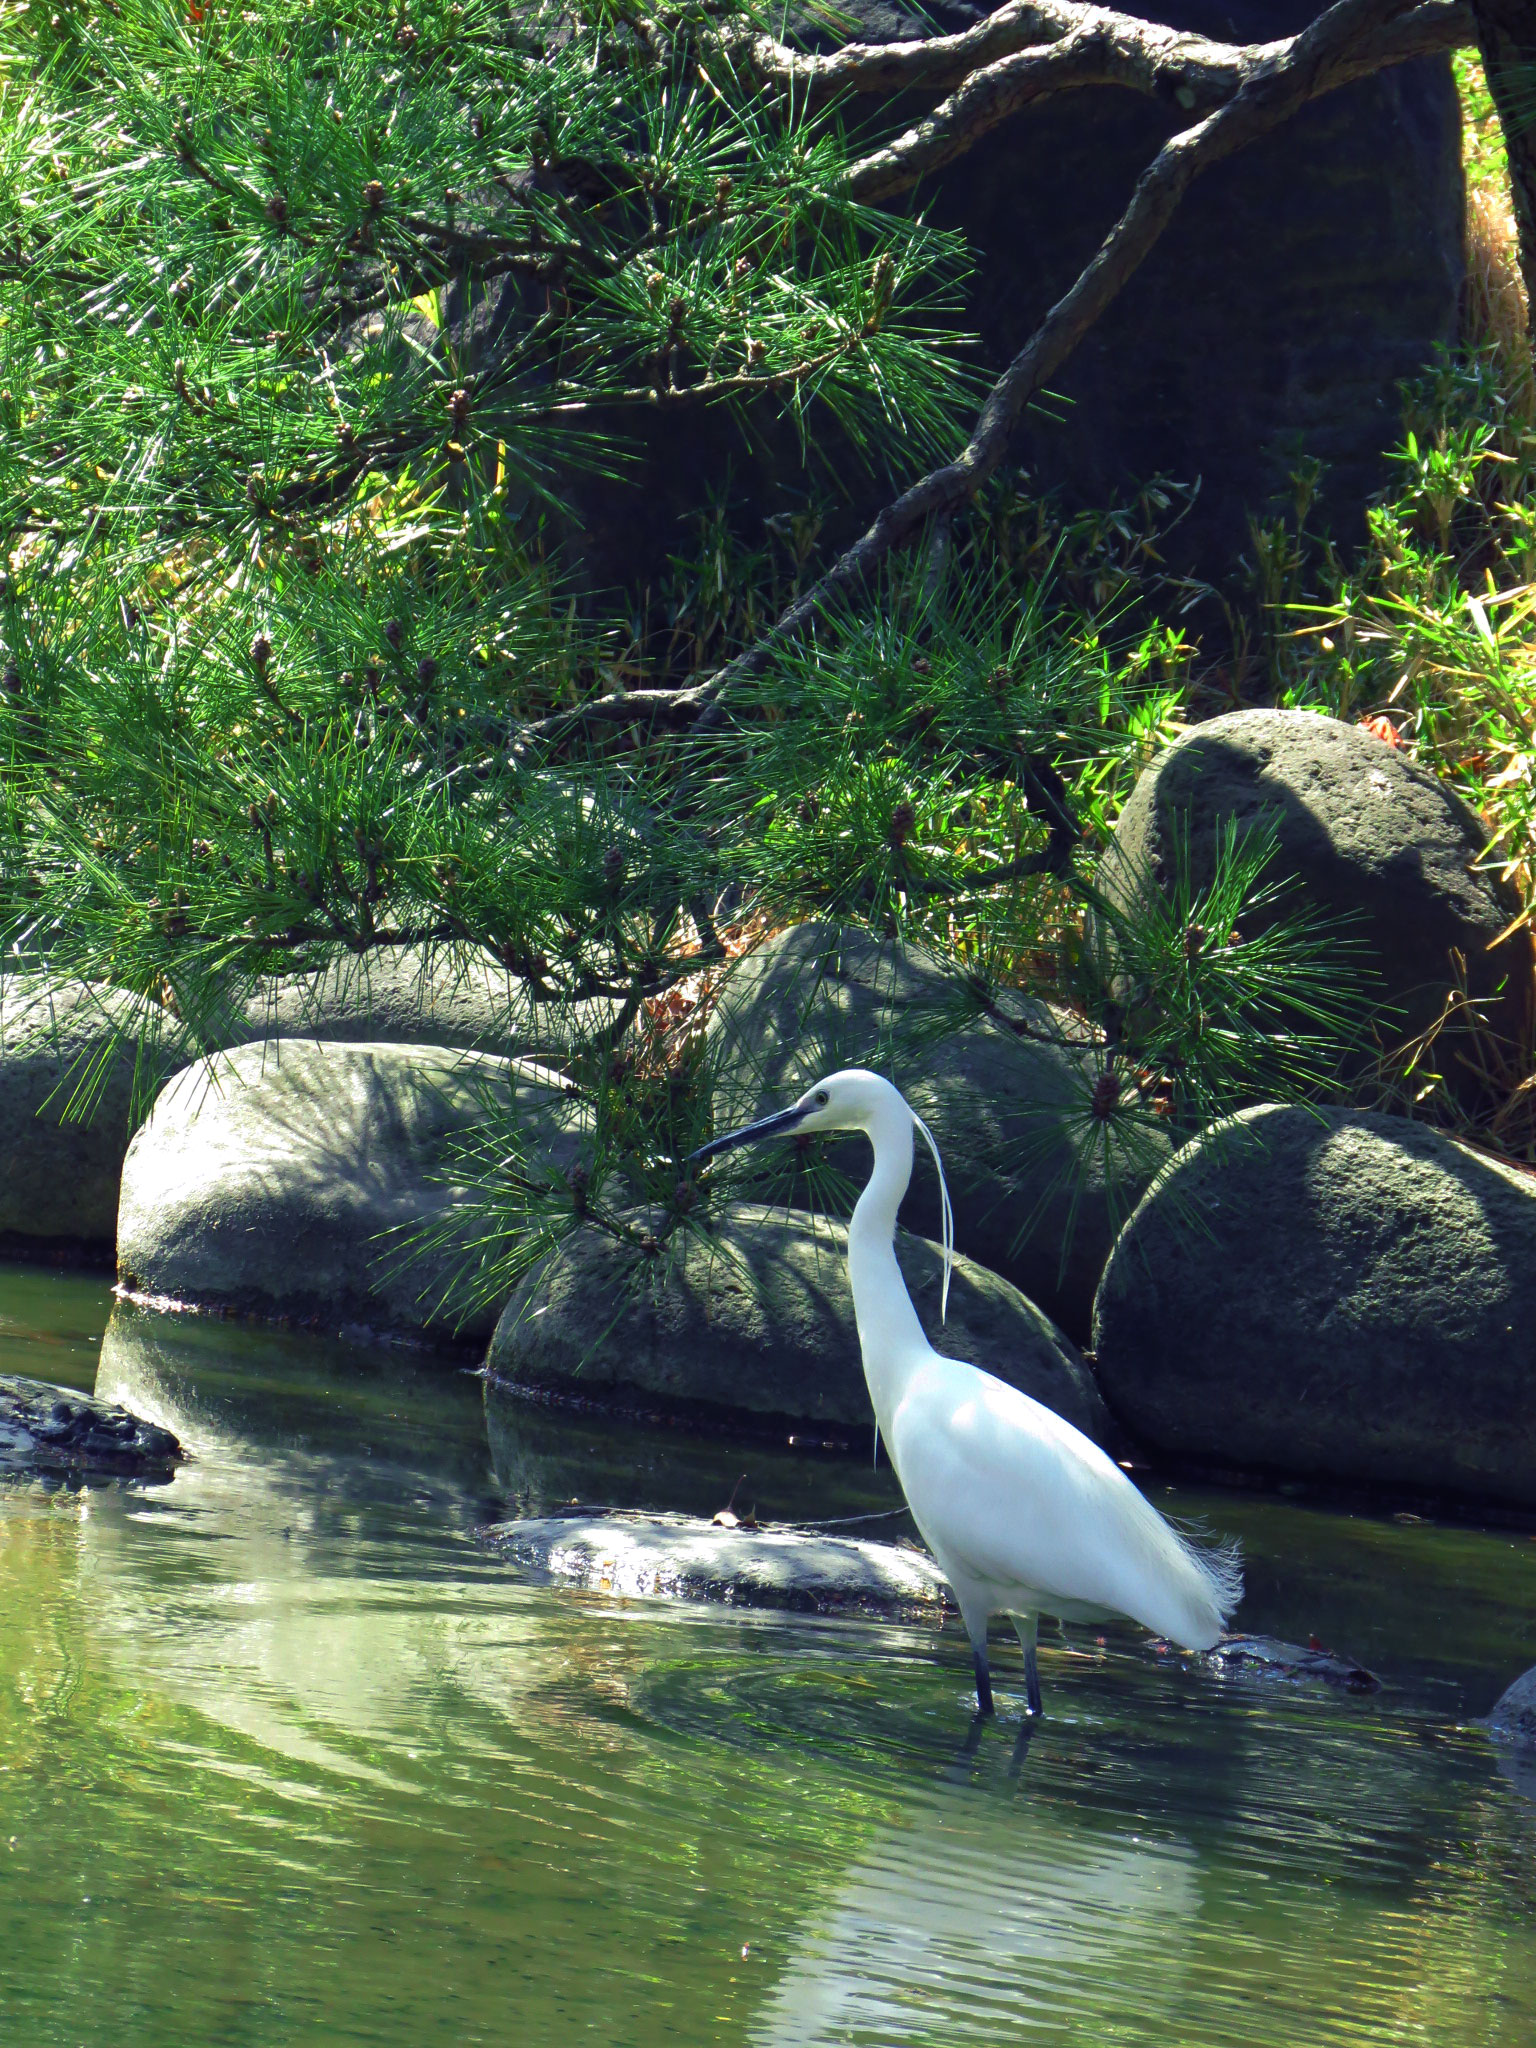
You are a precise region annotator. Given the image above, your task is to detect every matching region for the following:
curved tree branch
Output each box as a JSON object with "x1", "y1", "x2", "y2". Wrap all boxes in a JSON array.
[
  {"x1": 844, "y1": 0, "x2": 1473, "y2": 201},
  {"x1": 515, "y1": 0, "x2": 1475, "y2": 754},
  {"x1": 679, "y1": 0, "x2": 1466, "y2": 732}
]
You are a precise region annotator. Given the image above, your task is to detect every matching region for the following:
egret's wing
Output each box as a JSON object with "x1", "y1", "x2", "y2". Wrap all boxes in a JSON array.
[{"x1": 889, "y1": 1360, "x2": 1239, "y2": 1647}]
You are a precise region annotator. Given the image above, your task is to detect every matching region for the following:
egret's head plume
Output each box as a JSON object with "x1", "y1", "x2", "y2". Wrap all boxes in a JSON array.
[{"x1": 911, "y1": 1111, "x2": 954, "y2": 1324}]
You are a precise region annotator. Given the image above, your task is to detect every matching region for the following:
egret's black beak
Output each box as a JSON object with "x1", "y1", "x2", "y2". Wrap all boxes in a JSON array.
[{"x1": 688, "y1": 1102, "x2": 808, "y2": 1164}]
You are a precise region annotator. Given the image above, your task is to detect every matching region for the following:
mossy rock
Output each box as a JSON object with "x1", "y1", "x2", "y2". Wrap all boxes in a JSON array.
[{"x1": 488, "y1": 1200, "x2": 1108, "y2": 1440}]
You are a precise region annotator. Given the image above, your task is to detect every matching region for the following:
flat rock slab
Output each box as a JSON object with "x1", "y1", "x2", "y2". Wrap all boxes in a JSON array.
[
  {"x1": 480, "y1": 1510, "x2": 950, "y2": 1621},
  {"x1": 1199, "y1": 1634, "x2": 1380, "y2": 1693},
  {"x1": 0, "y1": 1373, "x2": 183, "y2": 1481}
]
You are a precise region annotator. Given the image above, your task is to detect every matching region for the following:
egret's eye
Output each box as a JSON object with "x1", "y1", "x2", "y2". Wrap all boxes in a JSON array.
[{"x1": 814, "y1": 1089, "x2": 829, "y2": 1107}]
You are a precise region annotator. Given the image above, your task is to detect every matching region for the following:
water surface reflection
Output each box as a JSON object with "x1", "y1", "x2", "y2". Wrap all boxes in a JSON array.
[{"x1": 0, "y1": 1282, "x2": 1531, "y2": 2048}]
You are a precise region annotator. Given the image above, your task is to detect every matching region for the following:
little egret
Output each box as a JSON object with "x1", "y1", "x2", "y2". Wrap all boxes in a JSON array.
[{"x1": 692, "y1": 1068, "x2": 1242, "y2": 1717}]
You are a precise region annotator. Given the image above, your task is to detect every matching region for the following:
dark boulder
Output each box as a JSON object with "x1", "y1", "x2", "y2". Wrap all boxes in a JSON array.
[
  {"x1": 1105, "y1": 710, "x2": 1535, "y2": 1102},
  {"x1": 488, "y1": 1199, "x2": 1109, "y2": 1439},
  {"x1": 441, "y1": 2, "x2": 1462, "y2": 586},
  {"x1": 708, "y1": 921, "x2": 1165, "y2": 1340},
  {"x1": 0, "y1": 975, "x2": 147, "y2": 1249},
  {"x1": 919, "y1": 0, "x2": 1462, "y2": 570},
  {"x1": 0, "y1": 1372, "x2": 183, "y2": 1481},
  {"x1": 1092, "y1": 1103, "x2": 1536, "y2": 1507}
]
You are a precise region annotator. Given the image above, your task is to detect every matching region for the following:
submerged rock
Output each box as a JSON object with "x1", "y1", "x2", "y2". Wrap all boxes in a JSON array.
[
  {"x1": 480, "y1": 1509, "x2": 949, "y2": 1620},
  {"x1": 0, "y1": 1372, "x2": 183, "y2": 1481},
  {"x1": 1105, "y1": 710, "x2": 1535, "y2": 1102},
  {"x1": 1201, "y1": 1635, "x2": 1380, "y2": 1693},
  {"x1": 1487, "y1": 1666, "x2": 1536, "y2": 1748},
  {"x1": 488, "y1": 1201, "x2": 1109, "y2": 1439},
  {"x1": 1092, "y1": 1103, "x2": 1536, "y2": 1507},
  {"x1": 708, "y1": 921, "x2": 1165, "y2": 1340},
  {"x1": 118, "y1": 1039, "x2": 582, "y2": 1341}
]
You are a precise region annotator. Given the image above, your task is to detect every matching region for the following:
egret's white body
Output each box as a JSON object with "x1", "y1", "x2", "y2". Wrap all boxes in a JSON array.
[{"x1": 697, "y1": 1068, "x2": 1241, "y2": 1714}]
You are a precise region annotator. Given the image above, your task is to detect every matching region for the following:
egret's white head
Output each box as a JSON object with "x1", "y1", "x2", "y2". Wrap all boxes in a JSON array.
[
  {"x1": 690, "y1": 1067, "x2": 902, "y2": 1156},
  {"x1": 689, "y1": 1067, "x2": 955, "y2": 1318}
]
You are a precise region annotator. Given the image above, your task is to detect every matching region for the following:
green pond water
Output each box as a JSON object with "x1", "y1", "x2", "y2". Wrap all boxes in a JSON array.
[{"x1": 2, "y1": 1265, "x2": 1535, "y2": 2047}]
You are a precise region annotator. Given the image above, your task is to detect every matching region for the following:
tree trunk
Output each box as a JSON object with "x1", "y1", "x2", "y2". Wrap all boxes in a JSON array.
[{"x1": 1473, "y1": 0, "x2": 1536, "y2": 325}]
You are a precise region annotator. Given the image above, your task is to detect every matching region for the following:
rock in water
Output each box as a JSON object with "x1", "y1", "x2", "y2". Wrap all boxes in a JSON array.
[
  {"x1": 1487, "y1": 1667, "x2": 1536, "y2": 1749},
  {"x1": 1092, "y1": 1104, "x2": 1536, "y2": 1506},
  {"x1": 489, "y1": 1201, "x2": 1109, "y2": 1440},
  {"x1": 480, "y1": 1510, "x2": 949, "y2": 1620},
  {"x1": 0, "y1": 1373, "x2": 183, "y2": 1480},
  {"x1": 1105, "y1": 710, "x2": 1535, "y2": 1103},
  {"x1": 118, "y1": 1039, "x2": 582, "y2": 1341},
  {"x1": 0, "y1": 955, "x2": 599, "y2": 1259},
  {"x1": 1202, "y1": 1635, "x2": 1379, "y2": 1692},
  {"x1": 708, "y1": 921, "x2": 1165, "y2": 1340}
]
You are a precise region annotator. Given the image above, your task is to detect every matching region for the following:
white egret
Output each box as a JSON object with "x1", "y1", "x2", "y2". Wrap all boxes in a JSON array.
[{"x1": 692, "y1": 1068, "x2": 1241, "y2": 1717}]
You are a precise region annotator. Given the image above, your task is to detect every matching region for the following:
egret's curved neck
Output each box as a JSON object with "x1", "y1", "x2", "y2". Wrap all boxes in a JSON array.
[{"x1": 846, "y1": 1100, "x2": 928, "y2": 1426}]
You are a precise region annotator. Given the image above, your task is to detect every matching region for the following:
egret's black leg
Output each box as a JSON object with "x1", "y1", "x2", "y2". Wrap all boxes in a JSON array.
[
  {"x1": 1011, "y1": 1612, "x2": 1044, "y2": 1719},
  {"x1": 972, "y1": 1646, "x2": 995, "y2": 1718},
  {"x1": 1024, "y1": 1640, "x2": 1043, "y2": 1719}
]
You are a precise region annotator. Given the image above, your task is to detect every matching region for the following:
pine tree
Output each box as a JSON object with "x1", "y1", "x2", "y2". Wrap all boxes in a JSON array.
[{"x1": 0, "y1": 0, "x2": 1433, "y2": 1312}]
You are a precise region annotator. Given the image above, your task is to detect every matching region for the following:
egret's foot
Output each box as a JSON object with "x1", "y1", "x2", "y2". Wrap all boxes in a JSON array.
[
  {"x1": 1024, "y1": 1641, "x2": 1044, "y2": 1720},
  {"x1": 972, "y1": 1649, "x2": 995, "y2": 1719}
]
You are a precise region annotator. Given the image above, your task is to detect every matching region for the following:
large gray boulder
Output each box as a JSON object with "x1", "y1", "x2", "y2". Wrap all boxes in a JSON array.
[
  {"x1": 0, "y1": 951, "x2": 589, "y2": 1253},
  {"x1": 0, "y1": 975, "x2": 150, "y2": 1247},
  {"x1": 488, "y1": 1200, "x2": 1109, "y2": 1439},
  {"x1": 707, "y1": 921, "x2": 1164, "y2": 1341},
  {"x1": 1105, "y1": 710, "x2": 1536, "y2": 1103},
  {"x1": 1092, "y1": 1103, "x2": 1536, "y2": 1506},
  {"x1": 480, "y1": 1510, "x2": 950, "y2": 1621},
  {"x1": 117, "y1": 1039, "x2": 581, "y2": 1341},
  {"x1": 228, "y1": 947, "x2": 555, "y2": 1055}
]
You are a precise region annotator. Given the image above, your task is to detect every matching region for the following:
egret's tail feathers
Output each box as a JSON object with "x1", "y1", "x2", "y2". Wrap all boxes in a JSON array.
[{"x1": 1166, "y1": 1525, "x2": 1244, "y2": 1649}]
